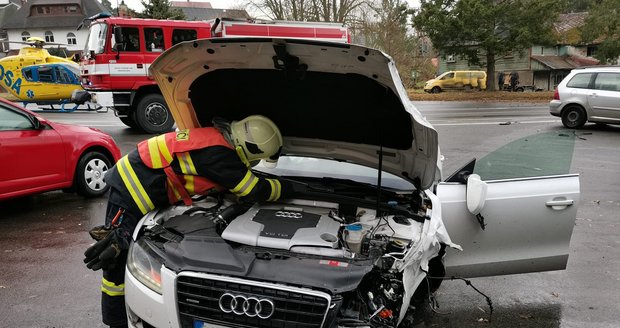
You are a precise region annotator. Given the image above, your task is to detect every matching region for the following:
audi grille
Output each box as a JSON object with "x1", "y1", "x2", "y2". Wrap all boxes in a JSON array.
[{"x1": 177, "y1": 273, "x2": 331, "y2": 328}]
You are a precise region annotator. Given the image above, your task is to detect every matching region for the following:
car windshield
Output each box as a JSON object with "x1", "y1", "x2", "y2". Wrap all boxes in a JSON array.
[
  {"x1": 254, "y1": 156, "x2": 416, "y2": 191},
  {"x1": 474, "y1": 131, "x2": 576, "y2": 180}
]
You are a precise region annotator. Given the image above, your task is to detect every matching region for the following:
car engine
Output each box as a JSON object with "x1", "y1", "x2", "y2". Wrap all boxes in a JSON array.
[{"x1": 139, "y1": 186, "x2": 443, "y2": 328}]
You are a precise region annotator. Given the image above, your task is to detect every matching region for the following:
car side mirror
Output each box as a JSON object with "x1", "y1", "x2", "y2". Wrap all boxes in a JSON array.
[
  {"x1": 31, "y1": 116, "x2": 44, "y2": 130},
  {"x1": 466, "y1": 174, "x2": 487, "y2": 215},
  {"x1": 466, "y1": 174, "x2": 488, "y2": 230}
]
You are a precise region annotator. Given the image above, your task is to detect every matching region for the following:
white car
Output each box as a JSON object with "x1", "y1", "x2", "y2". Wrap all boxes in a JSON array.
[
  {"x1": 550, "y1": 66, "x2": 620, "y2": 128},
  {"x1": 123, "y1": 39, "x2": 580, "y2": 328}
]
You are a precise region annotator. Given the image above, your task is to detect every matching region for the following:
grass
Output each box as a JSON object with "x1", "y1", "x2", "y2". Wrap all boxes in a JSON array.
[{"x1": 407, "y1": 89, "x2": 554, "y2": 103}]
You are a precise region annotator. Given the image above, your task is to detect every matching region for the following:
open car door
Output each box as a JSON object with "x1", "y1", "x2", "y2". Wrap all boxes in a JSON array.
[
  {"x1": 437, "y1": 130, "x2": 581, "y2": 278},
  {"x1": 438, "y1": 173, "x2": 579, "y2": 278},
  {"x1": 437, "y1": 131, "x2": 579, "y2": 277}
]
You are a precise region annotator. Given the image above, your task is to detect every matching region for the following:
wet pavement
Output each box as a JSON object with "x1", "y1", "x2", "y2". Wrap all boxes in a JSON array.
[{"x1": 1, "y1": 105, "x2": 619, "y2": 327}]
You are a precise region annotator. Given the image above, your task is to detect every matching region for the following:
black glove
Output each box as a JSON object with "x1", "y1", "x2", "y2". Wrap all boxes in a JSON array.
[{"x1": 83, "y1": 228, "x2": 125, "y2": 271}]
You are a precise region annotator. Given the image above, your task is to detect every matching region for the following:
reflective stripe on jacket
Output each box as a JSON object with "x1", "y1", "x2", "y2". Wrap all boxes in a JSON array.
[{"x1": 135, "y1": 128, "x2": 232, "y2": 207}]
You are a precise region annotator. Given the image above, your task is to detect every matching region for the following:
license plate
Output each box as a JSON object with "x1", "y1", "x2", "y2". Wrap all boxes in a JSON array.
[{"x1": 193, "y1": 320, "x2": 229, "y2": 328}]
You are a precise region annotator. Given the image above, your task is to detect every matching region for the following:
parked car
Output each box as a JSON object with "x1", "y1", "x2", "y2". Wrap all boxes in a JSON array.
[
  {"x1": 424, "y1": 70, "x2": 487, "y2": 93},
  {"x1": 0, "y1": 98, "x2": 121, "y2": 200},
  {"x1": 123, "y1": 39, "x2": 579, "y2": 328},
  {"x1": 550, "y1": 66, "x2": 620, "y2": 128}
]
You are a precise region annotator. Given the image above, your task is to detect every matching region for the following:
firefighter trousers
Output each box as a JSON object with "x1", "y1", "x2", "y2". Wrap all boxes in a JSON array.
[{"x1": 100, "y1": 193, "x2": 140, "y2": 327}]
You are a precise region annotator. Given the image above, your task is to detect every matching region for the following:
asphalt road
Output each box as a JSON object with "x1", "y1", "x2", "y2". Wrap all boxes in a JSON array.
[{"x1": 0, "y1": 102, "x2": 619, "y2": 328}]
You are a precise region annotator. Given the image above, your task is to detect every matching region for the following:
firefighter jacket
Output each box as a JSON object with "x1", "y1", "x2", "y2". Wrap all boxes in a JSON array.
[{"x1": 105, "y1": 127, "x2": 289, "y2": 215}]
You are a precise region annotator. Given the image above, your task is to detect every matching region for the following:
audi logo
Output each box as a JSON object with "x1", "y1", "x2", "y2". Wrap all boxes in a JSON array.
[
  {"x1": 275, "y1": 211, "x2": 303, "y2": 219},
  {"x1": 218, "y1": 293, "x2": 275, "y2": 319}
]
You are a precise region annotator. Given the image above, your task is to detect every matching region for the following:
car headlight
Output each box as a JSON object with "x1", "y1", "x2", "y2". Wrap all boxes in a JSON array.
[{"x1": 127, "y1": 238, "x2": 164, "y2": 294}]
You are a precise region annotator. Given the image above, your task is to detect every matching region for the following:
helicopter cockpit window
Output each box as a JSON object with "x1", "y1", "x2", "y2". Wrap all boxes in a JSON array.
[
  {"x1": 38, "y1": 66, "x2": 55, "y2": 83},
  {"x1": 22, "y1": 67, "x2": 34, "y2": 82},
  {"x1": 56, "y1": 66, "x2": 77, "y2": 84}
]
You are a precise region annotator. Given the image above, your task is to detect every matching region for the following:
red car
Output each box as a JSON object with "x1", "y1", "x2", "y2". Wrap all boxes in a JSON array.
[{"x1": 0, "y1": 98, "x2": 121, "y2": 200}]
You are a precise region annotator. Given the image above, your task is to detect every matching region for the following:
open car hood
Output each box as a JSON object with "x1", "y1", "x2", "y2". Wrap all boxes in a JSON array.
[{"x1": 149, "y1": 38, "x2": 439, "y2": 189}]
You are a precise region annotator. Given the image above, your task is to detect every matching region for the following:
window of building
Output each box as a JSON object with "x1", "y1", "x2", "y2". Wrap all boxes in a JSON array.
[
  {"x1": 172, "y1": 29, "x2": 197, "y2": 45},
  {"x1": 144, "y1": 28, "x2": 164, "y2": 52},
  {"x1": 35, "y1": 6, "x2": 51, "y2": 14},
  {"x1": 21, "y1": 31, "x2": 30, "y2": 41},
  {"x1": 66, "y1": 5, "x2": 78, "y2": 13},
  {"x1": 587, "y1": 46, "x2": 598, "y2": 57},
  {"x1": 45, "y1": 31, "x2": 54, "y2": 43},
  {"x1": 67, "y1": 33, "x2": 77, "y2": 45}
]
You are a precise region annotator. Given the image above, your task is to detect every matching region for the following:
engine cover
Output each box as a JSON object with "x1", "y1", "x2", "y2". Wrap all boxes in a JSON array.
[{"x1": 221, "y1": 204, "x2": 341, "y2": 250}]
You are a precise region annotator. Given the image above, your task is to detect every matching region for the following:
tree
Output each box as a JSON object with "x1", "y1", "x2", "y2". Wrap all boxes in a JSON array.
[
  {"x1": 100, "y1": 0, "x2": 114, "y2": 13},
  {"x1": 248, "y1": 0, "x2": 366, "y2": 23},
  {"x1": 580, "y1": 0, "x2": 620, "y2": 64},
  {"x1": 138, "y1": 0, "x2": 185, "y2": 20},
  {"x1": 360, "y1": 0, "x2": 428, "y2": 87},
  {"x1": 413, "y1": 0, "x2": 564, "y2": 91}
]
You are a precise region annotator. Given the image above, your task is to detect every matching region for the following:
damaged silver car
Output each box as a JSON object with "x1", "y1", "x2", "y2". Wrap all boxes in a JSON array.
[{"x1": 123, "y1": 39, "x2": 580, "y2": 328}]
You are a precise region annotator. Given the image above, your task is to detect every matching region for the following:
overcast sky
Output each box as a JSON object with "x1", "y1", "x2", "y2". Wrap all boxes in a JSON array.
[{"x1": 119, "y1": 0, "x2": 420, "y2": 13}]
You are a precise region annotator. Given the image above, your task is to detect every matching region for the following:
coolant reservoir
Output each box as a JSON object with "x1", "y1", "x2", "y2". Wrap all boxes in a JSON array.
[{"x1": 374, "y1": 215, "x2": 423, "y2": 243}]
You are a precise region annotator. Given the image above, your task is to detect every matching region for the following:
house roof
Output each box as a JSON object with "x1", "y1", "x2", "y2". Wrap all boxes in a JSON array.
[
  {"x1": 175, "y1": 7, "x2": 249, "y2": 21},
  {"x1": 171, "y1": 1, "x2": 212, "y2": 8},
  {"x1": 0, "y1": 2, "x2": 19, "y2": 28},
  {"x1": 3, "y1": 0, "x2": 106, "y2": 29},
  {"x1": 554, "y1": 12, "x2": 588, "y2": 34},
  {"x1": 531, "y1": 55, "x2": 599, "y2": 70},
  {"x1": 554, "y1": 12, "x2": 589, "y2": 45}
]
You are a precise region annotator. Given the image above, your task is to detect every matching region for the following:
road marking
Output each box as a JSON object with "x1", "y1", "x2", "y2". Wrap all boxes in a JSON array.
[{"x1": 432, "y1": 119, "x2": 559, "y2": 126}]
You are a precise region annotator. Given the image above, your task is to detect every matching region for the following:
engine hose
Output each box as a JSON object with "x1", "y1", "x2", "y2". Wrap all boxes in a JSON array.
[{"x1": 216, "y1": 202, "x2": 253, "y2": 224}]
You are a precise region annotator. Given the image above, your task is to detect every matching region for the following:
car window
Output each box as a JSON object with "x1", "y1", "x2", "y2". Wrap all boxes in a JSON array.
[
  {"x1": 474, "y1": 131, "x2": 575, "y2": 181},
  {"x1": 593, "y1": 73, "x2": 620, "y2": 91},
  {"x1": 566, "y1": 73, "x2": 593, "y2": 89},
  {"x1": 254, "y1": 156, "x2": 416, "y2": 190},
  {"x1": 172, "y1": 29, "x2": 197, "y2": 45},
  {"x1": 112, "y1": 27, "x2": 140, "y2": 52},
  {"x1": 144, "y1": 28, "x2": 164, "y2": 52},
  {"x1": 0, "y1": 106, "x2": 34, "y2": 130},
  {"x1": 441, "y1": 72, "x2": 455, "y2": 80}
]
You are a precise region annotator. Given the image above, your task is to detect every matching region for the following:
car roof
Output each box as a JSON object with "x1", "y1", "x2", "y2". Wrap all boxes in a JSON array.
[{"x1": 572, "y1": 66, "x2": 620, "y2": 72}]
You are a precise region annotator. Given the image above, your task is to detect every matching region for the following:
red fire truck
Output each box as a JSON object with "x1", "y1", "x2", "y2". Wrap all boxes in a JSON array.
[{"x1": 80, "y1": 14, "x2": 350, "y2": 133}]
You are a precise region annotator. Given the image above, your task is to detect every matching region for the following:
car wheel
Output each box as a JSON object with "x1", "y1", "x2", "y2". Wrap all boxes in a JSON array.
[
  {"x1": 561, "y1": 105, "x2": 587, "y2": 129},
  {"x1": 74, "y1": 151, "x2": 111, "y2": 197},
  {"x1": 135, "y1": 94, "x2": 175, "y2": 134},
  {"x1": 516, "y1": 87, "x2": 524, "y2": 92},
  {"x1": 431, "y1": 86, "x2": 441, "y2": 94},
  {"x1": 119, "y1": 112, "x2": 138, "y2": 128}
]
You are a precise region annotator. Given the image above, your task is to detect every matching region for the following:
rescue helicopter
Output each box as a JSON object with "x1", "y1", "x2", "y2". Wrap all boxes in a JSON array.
[{"x1": 0, "y1": 37, "x2": 93, "y2": 110}]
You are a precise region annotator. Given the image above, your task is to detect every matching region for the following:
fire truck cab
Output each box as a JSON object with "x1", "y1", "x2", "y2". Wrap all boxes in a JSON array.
[{"x1": 80, "y1": 14, "x2": 350, "y2": 133}]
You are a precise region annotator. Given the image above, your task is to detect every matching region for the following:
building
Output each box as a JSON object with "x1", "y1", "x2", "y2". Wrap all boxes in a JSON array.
[
  {"x1": 170, "y1": 1, "x2": 249, "y2": 20},
  {"x1": 2, "y1": 0, "x2": 107, "y2": 56},
  {"x1": 436, "y1": 12, "x2": 600, "y2": 91},
  {"x1": 0, "y1": 0, "x2": 21, "y2": 54}
]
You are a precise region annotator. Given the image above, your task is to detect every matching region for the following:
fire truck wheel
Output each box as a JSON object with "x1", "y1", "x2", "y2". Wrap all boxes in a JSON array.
[
  {"x1": 135, "y1": 94, "x2": 175, "y2": 134},
  {"x1": 119, "y1": 112, "x2": 138, "y2": 128}
]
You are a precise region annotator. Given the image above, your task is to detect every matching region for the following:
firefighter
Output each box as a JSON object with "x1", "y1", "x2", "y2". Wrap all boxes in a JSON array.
[{"x1": 83, "y1": 115, "x2": 294, "y2": 328}]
